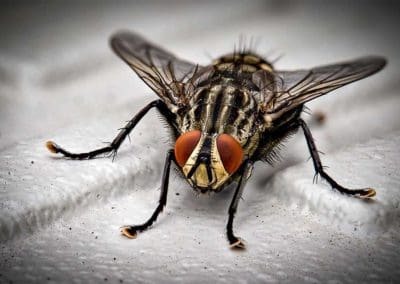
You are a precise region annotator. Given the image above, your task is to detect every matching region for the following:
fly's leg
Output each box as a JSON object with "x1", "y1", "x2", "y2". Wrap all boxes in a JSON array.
[
  {"x1": 227, "y1": 160, "x2": 253, "y2": 249},
  {"x1": 121, "y1": 149, "x2": 174, "y2": 239},
  {"x1": 298, "y1": 119, "x2": 376, "y2": 198},
  {"x1": 46, "y1": 100, "x2": 173, "y2": 160}
]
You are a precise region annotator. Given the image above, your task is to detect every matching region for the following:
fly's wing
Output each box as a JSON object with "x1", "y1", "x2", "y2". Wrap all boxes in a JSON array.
[
  {"x1": 259, "y1": 56, "x2": 386, "y2": 120},
  {"x1": 110, "y1": 31, "x2": 207, "y2": 109}
]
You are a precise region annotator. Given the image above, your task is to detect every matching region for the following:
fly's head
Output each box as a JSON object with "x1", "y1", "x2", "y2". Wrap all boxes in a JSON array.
[{"x1": 174, "y1": 130, "x2": 244, "y2": 193}]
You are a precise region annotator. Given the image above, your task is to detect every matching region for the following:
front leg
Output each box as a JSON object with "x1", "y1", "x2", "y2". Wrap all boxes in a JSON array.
[
  {"x1": 46, "y1": 99, "x2": 173, "y2": 160},
  {"x1": 121, "y1": 149, "x2": 175, "y2": 238},
  {"x1": 226, "y1": 160, "x2": 253, "y2": 249},
  {"x1": 298, "y1": 118, "x2": 376, "y2": 198}
]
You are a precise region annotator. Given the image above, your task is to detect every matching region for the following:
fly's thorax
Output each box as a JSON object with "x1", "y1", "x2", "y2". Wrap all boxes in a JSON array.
[{"x1": 181, "y1": 82, "x2": 259, "y2": 147}]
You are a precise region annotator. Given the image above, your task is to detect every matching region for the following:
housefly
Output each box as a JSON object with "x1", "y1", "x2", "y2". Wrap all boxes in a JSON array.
[{"x1": 46, "y1": 31, "x2": 386, "y2": 249}]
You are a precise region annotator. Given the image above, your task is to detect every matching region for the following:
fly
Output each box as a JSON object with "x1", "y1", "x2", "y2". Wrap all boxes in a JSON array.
[{"x1": 46, "y1": 31, "x2": 386, "y2": 249}]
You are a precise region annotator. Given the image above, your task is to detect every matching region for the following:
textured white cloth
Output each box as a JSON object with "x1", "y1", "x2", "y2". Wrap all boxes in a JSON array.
[{"x1": 1, "y1": 1, "x2": 399, "y2": 283}]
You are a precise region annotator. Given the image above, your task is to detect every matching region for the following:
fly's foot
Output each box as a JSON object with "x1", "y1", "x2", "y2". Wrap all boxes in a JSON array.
[
  {"x1": 339, "y1": 187, "x2": 377, "y2": 199},
  {"x1": 318, "y1": 171, "x2": 377, "y2": 199},
  {"x1": 357, "y1": 188, "x2": 376, "y2": 199},
  {"x1": 121, "y1": 226, "x2": 138, "y2": 239},
  {"x1": 46, "y1": 141, "x2": 60, "y2": 154},
  {"x1": 229, "y1": 237, "x2": 246, "y2": 250}
]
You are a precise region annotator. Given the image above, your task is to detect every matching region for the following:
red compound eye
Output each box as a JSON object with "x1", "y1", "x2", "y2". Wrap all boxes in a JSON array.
[
  {"x1": 174, "y1": 130, "x2": 201, "y2": 167},
  {"x1": 216, "y1": 134, "x2": 243, "y2": 174}
]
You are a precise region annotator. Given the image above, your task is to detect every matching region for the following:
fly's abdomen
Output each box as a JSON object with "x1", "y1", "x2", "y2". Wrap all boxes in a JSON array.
[{"x1": 213, "y1": 53, "x2": 274, "y2": 73}]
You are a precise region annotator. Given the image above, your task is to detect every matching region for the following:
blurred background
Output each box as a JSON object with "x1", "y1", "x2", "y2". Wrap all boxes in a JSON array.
[
  {"x1": 1, "y1": 1, "x2": 399, "y2": 283},
  {"x1": 1, "y1": 1, "x2": 399, "y2": 150}
]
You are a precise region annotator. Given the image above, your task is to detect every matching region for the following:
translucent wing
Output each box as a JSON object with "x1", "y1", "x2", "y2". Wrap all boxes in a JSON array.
[
  {"x1": 260, "y1": 56, "x2": 386, "y2": 119},
  {"x1": 110, "y1": 31, "x2": 206, "y2": 108}
]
